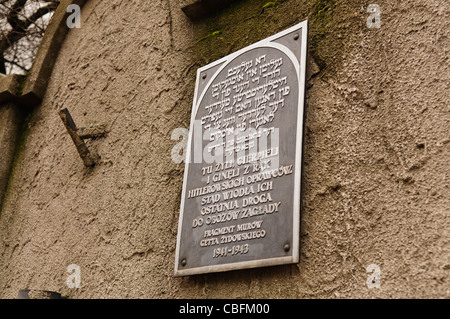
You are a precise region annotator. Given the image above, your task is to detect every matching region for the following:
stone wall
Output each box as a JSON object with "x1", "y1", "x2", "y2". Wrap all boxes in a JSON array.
[{"x1": 0, "y1": 0, "x2": 448, "y2": 298}]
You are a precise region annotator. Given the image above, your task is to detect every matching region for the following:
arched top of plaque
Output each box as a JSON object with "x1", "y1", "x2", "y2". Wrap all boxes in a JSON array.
[{"x1": 191, "y1": 20, "x2": 307, "y2": 118}]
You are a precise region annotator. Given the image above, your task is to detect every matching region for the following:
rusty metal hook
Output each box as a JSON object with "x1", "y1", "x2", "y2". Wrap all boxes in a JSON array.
[{"x1": 58, "y1": 108, "x2": 104, "y2": 167}]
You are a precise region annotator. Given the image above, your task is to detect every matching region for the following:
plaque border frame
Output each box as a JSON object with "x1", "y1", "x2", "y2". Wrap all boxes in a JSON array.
[{"x1": 174, "y1": 20, "x2": 308, "y2": 277}]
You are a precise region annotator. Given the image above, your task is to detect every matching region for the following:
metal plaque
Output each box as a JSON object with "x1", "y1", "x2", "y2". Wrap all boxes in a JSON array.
[{"x1": 175, "y1": 21, "x2": 308, "y2": 276}]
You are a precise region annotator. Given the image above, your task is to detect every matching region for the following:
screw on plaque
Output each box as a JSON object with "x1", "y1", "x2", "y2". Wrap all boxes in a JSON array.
[
  {"x1": 58, "y1": 108, "x2": 105, "y2": 167},
  {"x1": 293, "y1": 33, "x2": 299, "y2": 40},
  {"x1": 284, "y1": 243, "x2": 291, "y2": 252},
  {"x1": 181, "y1": 259, "x2": 187, "y2": 266}
]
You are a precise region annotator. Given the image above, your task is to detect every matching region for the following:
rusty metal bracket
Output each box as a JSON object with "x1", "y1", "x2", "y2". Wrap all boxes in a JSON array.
[{"x1": 58, "y1": 108, "x2": 104, "y2": 167}]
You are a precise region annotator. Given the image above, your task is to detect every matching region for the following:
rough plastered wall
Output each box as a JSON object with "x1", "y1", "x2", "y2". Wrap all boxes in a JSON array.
[{"x1": 0, "y1": 0, "x2": 448, "y2": 298}]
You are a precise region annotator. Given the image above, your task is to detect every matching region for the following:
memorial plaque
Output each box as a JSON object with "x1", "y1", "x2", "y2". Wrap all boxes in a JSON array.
[{"x1": 174, "y1": 21, "x2": 308, "y2": 276}]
